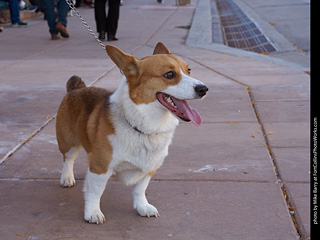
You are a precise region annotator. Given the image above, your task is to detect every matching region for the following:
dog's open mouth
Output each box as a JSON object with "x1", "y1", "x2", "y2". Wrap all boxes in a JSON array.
[{"x1": 156, "y1": 93, "x2": 202, "y2": 126}]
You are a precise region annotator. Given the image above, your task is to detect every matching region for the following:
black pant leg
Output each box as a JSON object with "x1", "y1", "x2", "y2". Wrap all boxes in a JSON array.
[
  {"x1": 106, "y1": 0, "x2": 120, "y2": 37},
  {"x1": 94, "y1": 0, "x2": 107, "y2": 33}
]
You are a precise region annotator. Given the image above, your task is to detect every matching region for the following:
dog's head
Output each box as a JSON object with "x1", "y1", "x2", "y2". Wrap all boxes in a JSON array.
[{"x1": 106, "y1": 42, "x2": 208, "y2": 126}]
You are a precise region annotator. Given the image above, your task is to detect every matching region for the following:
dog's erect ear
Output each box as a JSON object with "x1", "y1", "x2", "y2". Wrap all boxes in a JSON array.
[
  {"x1": 106, "y1": 45, "x2": 139, "y2": 77},
  {"x1": 153, "y1": 42, "x2": 171, "y2": 55}
]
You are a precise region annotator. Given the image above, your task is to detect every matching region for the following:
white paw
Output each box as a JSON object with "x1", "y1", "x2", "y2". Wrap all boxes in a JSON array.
[
  {"x1": 84, "y1": 209, "x2": 106, "y2": 224},
  {"x1": 60, "y1": 162, "x2": 76, "y2": 187},
  {"x1": 135, "y1": 203, "x2": 160, "y2": 218},
  {"x1": 60, "y1": 174, "x2": 75, "y2": 187}
]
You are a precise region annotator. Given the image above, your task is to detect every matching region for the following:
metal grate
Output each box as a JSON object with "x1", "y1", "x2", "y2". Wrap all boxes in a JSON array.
[{"x1": 213, "y1": 0, "x2": 277, "y2": 53}]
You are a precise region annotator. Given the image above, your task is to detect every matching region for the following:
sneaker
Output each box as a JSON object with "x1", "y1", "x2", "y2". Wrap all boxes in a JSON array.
[
  {"x1": 20, "y1": 4, "x2": 38, "y2": 12},
  {"x1": 12, "y1": 21, "x2": 29, "y2": 28}
]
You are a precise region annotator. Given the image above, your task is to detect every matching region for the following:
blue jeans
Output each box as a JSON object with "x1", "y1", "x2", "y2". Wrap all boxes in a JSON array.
[
  {"x1": 43, "y1": 0, "x2": 69, "y2": 35},
  {"x1": 8, "y1": 0, "x2": 20, "y2": 24}
]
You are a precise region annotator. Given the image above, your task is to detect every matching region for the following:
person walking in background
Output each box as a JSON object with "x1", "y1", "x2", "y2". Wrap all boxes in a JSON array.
[
  {"x1": 8, "y1": 0, "x2": 29, "y2": 27},
  {"x1": 94, "y1": 0, "x2": 120, "y2": 41},
  {"x1": 43, "y1": 0, "x2": 70, "y2": 40}
]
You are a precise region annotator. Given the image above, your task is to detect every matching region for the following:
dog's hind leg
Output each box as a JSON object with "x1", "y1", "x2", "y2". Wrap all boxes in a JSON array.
[{"x1": 60, "y1": 146, "x2": 81, "y2": 187}]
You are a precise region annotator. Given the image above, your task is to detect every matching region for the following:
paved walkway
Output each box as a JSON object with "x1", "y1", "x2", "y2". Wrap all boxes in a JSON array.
[
  {"x1": 187, "y1": 0, "x2": 310, "y2": 70},
  {"x1": 0, "y1": 0, "x2": 310, "y2": 239}
]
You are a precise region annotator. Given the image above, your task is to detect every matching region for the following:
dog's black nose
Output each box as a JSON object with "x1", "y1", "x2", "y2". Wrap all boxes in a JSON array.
[{"x1": 195, "y1": 84, "x2": 208, "y2": 97}]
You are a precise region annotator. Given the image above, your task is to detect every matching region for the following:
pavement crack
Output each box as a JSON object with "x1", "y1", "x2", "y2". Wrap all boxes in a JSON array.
[
  {"x1": 175, "y1": 55, "x2": 303, "y2": 239},
  {"x1": 0, "y1": 116, "x2": 56, "y2": 165},
  {"x1": 0, "y1": 68, "x2": 114, "y2": 166},
  {"x1": 246, "y1": 84, "x2": 303, "y2": 239}
]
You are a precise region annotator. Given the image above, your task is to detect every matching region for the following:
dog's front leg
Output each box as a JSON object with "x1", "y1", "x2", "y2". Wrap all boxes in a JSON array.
[
  {"x1": 83, "y1": 168, "x2": 112, "y2": 224},
  {"x1": 133, "y1": 174, "x2": 160, "y2": 218}
]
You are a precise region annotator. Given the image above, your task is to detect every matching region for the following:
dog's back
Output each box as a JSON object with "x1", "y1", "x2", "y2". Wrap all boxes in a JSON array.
[{"x1": 56, "y1": 75, "x2": 114, "y2": 155}]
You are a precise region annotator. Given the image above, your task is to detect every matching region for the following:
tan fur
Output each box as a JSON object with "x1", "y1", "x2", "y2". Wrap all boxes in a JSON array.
[
  {"x1": 55, "y1": 43, "x2": 208, "y2": 223},
  {"x1": 105, "y1": 44, "x2": 191, "y2": 105},
  {"x1": 56, "y1": 85, "x2": 115, "y2": 174},
  {"x1": 153, "y1": 42, "x2": 171, "y2": 55},
  {"x1": 66, "y1": 75, "x2": 86, "y2": 93},
  {"x1": 57, "y1": 43, "x2": 193, "y2": 175}
]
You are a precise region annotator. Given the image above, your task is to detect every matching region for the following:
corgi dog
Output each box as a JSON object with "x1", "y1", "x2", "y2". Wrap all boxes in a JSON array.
[{"x1": 56, "y1": 42, "x2": 208, "y2": 224}]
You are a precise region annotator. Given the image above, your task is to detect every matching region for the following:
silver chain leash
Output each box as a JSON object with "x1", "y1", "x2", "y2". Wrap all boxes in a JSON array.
[{"x1": 65, "y1": 0, "x2": 106, "y2": 51}]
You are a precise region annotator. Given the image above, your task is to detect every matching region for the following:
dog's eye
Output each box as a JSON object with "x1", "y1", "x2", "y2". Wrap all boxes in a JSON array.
[
  {"x1": 163, "y1": 71, "x2": 176, "y2": 80},
  {"x1": 188, "y1": 68, "x2": 191, "y2": 74}
]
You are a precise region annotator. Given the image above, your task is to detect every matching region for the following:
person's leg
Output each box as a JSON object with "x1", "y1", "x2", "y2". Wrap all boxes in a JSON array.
[
  {"x1": 57, "y1": 0, "x2": 69, "y2": 27},
  {"x1": 43, "y1": 0, "x2": 58, "y2": 35},
  {"x1": 8, "y1": 0, "x2": 21, "y2": 24},
  {"x1": 36, "y1": 0, "x2": 44, "y2": 12},
  {"x1": 55, "y1": 0, "x2": 70, "y2": 38},
  {"x1": 94, "y1": 0, "x2": 107, "y2": 33},
  {"x1": 106, "y1": 0, "x2": 120, "y2": 39}
]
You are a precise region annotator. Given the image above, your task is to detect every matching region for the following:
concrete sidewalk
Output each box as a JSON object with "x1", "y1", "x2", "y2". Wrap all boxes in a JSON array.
[
  {"x1": 187, "y1": 0, "x2": 310, "y2": 70},
  {"x1": 0, "y1": 0, "x2": 310, "y2": 239}
]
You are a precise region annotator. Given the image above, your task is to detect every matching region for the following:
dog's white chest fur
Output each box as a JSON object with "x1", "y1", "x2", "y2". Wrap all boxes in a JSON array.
[{"x1": 108, "y1": 78, "x2": 178, "y2": 185}]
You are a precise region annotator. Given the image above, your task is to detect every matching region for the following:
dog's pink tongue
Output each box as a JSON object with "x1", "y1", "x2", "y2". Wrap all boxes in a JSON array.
[{"x1": 172, "y1": 98, "x2": 202, "y2": 127}]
